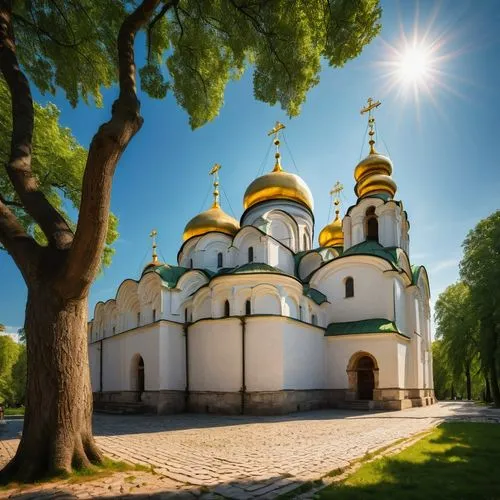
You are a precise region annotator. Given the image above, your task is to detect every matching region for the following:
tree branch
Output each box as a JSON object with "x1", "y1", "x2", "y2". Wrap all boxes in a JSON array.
[
  {"x1": 64, "y1": 0, "x2": 174, "y2": 297},
  {"x1": 0, "y1": 1, "x2": 74, "y2": 250},
  {"x1": 0, "y1": 197, "x2": 40, "y2": 282}
]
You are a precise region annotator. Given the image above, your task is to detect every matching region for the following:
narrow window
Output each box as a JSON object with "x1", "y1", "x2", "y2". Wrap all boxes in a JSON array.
[
  {"x1": 311, "y1": 314, "x2": 317, "y2": 326},
  {"x1": 112, "y1": 326, "x2": 116, "y2": 335},
  {"x1": 152, "y1": 309, "x2": 156, "y2": 322},
  {"x1": 245, "y1": 299, "x2": 251, "y2": 315},
  {"x1": 303, "y1": 233, "x2": 308, "y2": 251},
  {"x1": 137, "y1": 312, "x2": 141, "y2": 327},
  {"x1": 184, "y1": 308, "x2": 188, "y2": 323},
  {"x1": 299, "y1": 305, "x2": 303, "y2": 321},
  {"x1": 248, "y1": 246, "x2": 254, "y2": 263},
  {"x1": 217, "y1": 252, "x2": 223, "y2": 268},
  {"x1": 224, "y1": 300, "x2": 230, "y2": 317},
  {"x1": 366, "y1": 206, "x2": 379, "y2": 242},
  {"x1": 345, "y1": 277, "x2": 354, "y2": 298},
  {"x1": 190, "y1": 258, "x2": 193, "y2": 269}
]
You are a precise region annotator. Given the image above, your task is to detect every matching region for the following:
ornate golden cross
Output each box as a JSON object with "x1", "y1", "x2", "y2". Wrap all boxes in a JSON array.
[
  {"x1": 267, "y1": 121, "x2": 286, "y2": 138},
  {"x1": 209, "y1": 163, "x2": 221, "y2": 208},
  {"x1": 360, "y1": 97, "x2": 381, "y2": 153},
  {"x1": 149, "y1": 229, "x2": 158, "y2": 263},
  {"x1": 330, "y1": 181, "x2": 343, "y2": 217},
  {"x1": 268, "y1": 121, "x2": 286, "y2": 171}
]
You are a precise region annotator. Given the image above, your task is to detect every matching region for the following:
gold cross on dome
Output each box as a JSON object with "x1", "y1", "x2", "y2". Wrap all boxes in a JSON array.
[
  {"x1": 330, "y1": 181, "x2": 343, "y2": 217},
  {"x1": 360, "y1": 97, "x2": 381, "y2": 116},
  {"x1": 209, "y1": 163, "x2": 221, "y2": 208},
  {"x1": 149, "y1": 229, "x2": 158, "y2": 263},
  {"x1": 360, "y1": 97, "x2": 381, "y2": 153},
  {"x1": 267, "y1": 121, "x2": 286, "y2": 139}
]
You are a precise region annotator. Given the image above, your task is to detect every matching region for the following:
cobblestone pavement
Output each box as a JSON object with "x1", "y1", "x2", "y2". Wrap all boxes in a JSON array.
[{"x1": 1, "y1": 402, "x2": 499, "y2": 499}]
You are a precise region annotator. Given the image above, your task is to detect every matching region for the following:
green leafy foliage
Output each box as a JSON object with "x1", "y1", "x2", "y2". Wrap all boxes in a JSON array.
[
  {"x1": 11, "y1": 0, "x2": 381, "y2": 127},
  {"x1": 460, "y1": 210, "x2": 500, "y2": 404},
  {"x1": 0, "y1": 335, "x2": 24, "y2": 405},
  {"x1": 0, "y1": 77, "x2": 118, "y2": 263}
]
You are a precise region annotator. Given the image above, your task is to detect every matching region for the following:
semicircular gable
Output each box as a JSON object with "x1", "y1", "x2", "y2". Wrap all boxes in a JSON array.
[
  {"x1": 116, "y1": 279, "x2": 140, "y2": 312},
  {"x1": 396, "y1": 249, "x2": 412, "y2": 281},
  {"x1": 232, "y1": 225, "x2": 263, "y2": 248},
  {"x1": 194, "y1": 232, "x2": 232, "y2": 252},
  {"x1": 299, "y1": 251, "x2": 323, "y2": 280},
  {"x1": 138, "y1": 272, "x2": 162, "y2": 305},
  {"x1": 177, "y1": 270, "x2": 209, "y2": 298},
  {"x1": 309, "y1": 254, "x2": 394, "y2": 289},
  {"x1": 416, "y1": 266, "x2": 431, "y2": 299}
]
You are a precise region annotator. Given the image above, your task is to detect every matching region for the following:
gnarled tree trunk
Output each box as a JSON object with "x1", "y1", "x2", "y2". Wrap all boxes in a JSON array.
[
  {"x1": 1, "y1": 289, "x2": 102, "y2": 481},
  {"x1": 0, "y1": 0, "x2": 162, "y2": 482}
]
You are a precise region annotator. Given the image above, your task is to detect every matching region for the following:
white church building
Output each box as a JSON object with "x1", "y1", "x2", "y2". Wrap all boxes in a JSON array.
[{"x1": 88, "y1": 104, "x2": 434, "y2": 415}]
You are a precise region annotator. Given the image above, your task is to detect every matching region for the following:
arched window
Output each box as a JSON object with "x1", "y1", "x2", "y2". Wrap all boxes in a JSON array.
[
  {"x1": 345, "y1": 277, "x2": 354, "y2": 298},
  {"x1": 217, "y1": 252, "x2": 223, "y2": 268},
  {"x1": 311, "y1": 314, "x2": 317, "y2": 326},
  {"x1": 224, "y1": 300, "x2": 230, "y2": 317},
  {"x1": 152, "y1": 309, "x2": 156, "y2": 322},
  {"x1": 245, "y1": 299, "x2": 251, "y2": 315},
  {"x1": 136, "y1": 311, "x2": 141, "y2": 327},
  {"x1": 190, "y1": 258, "x2": 193, "y2": 269},
  {"x1": 366, "y1": 206, "x2": 378, "y2": 242},
  {"x1": 184, "y1": 308, "x2": 189, "y2": 323},
  {"x1": 248, "y1": 246, "x2": 254, "y2": 263}
]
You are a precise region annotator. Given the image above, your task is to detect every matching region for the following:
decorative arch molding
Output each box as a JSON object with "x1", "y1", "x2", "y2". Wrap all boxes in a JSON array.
[
  {"x1": 309, "y1": 255, "x2": 393, "y2": 289},
  {"x1": 177, "y1": 270, "x2": 210, "y2": 299},
  {"x1": 396, "y1": 249, "x2": 412, "y2": 282},
  {"x1": 264, "y1": 209, "x2": 299, "y2": 250},
  {"x1": 138, "y1": 272, "x2": 162, "y2": 308},
  {"x1": 177, "y1": 236, "x2": 201, "y2": 266},
  {"x1": 232, "y1": 225, "x2": 264, "y2": 249},
  {"x1": 298, "y1": 251, "x2": 323, "y2": 280},
  {"x1": 116, "y1": 279, "x2": 140, "y2": 313}
]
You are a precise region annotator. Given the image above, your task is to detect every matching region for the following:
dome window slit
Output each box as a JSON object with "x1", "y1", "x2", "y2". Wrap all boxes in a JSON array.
[
  {"x1": 224, "y1": 300, "x2": 230, "y2": 317},
  {"x1": 345, "y1": 277, "x2": 354, "y2": 298}
]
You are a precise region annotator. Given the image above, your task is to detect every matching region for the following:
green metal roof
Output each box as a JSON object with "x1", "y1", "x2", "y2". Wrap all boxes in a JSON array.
[
  {"x1": 216, "y1": 262, "x2": 288, "y2": 276},
  {"x1": 411, "y1": 264, "x2": 422, "y2": 285},
  {"x1": 143, "y1": 264, "x2": 190, "y2": 288},
  {"x1": 343, "y1": 240, "x2": 399, "y2": 267},
  {"x1": 325, "y1": 318, "x2": 409, "y2": 338},
  {"x1": 303, "y1": 285, "x2": 328, "y2": 305}
]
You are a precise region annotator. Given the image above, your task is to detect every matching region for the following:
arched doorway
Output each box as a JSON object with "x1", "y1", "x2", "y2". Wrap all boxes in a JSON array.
[
  {"x1": 137, "y1": 356, "x2": 145, "y2": 394},
  {"x1": 346, "y1": 351, "x2": 379, "y2": 401},
  {"x1": 356, "y1": 356, "x2": 375, "y2": 400}
]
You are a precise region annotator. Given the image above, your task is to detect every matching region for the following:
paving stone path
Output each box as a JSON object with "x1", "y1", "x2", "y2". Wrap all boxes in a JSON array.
[{"x1": 1, "y1": 401, "x2": 499, "y2": 499}]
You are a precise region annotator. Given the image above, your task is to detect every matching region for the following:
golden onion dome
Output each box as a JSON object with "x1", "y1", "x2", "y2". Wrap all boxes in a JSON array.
[
  {"x1": 318, "y1": 212, "x2": 343, "y2": 248},
  {"x1": 183, "y1": 205, "x2": 240, "y2": 242},
  {"x1": 243, "y1": 163, "x2": 314, "y2": 211},
  {"x1": 354, "y1": 151, "x2": 397, "y2": 199}
]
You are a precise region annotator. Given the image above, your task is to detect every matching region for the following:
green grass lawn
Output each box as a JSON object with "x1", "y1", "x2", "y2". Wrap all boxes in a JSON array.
[
  {"x1": 318, "y1": 423, "x2": 500, "y2": 500},
  {"x1": 4, "y1": 407, "x2": 24, "y2": 416}
]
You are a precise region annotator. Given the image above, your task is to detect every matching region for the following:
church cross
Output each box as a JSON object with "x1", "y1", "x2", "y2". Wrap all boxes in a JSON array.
[
  {"x1": 330, "y1": 181, "x2": 343, "y2": 218},
  {"x1": 149, "y1": 229, "x2": 158, "y2": 264},
  {"x1": 267, "y1": 121, "x2": 286, "y2": 171},
  {"x1": 360, "y1": 97, "x2": 381, "y2": 154},
  {"x1": 209, "y1": 163, "x2": 221, "y2": 208}
]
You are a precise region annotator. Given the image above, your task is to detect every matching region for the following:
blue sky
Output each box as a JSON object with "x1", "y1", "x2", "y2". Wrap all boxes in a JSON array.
[{"x1": 1, "y1": 0, "x2": 499, "y2": 334}]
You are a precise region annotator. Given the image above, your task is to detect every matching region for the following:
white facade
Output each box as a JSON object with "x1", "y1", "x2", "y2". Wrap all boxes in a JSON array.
[{"x1": 89, "y1": 149, "x2": 434, "y2": 414}]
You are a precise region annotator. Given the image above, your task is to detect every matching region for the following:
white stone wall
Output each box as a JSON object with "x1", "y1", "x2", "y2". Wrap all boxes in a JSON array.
[
  {"x1": 188, "y1": 318, "x2": 242, "y2": 392},
  {"x1": 325, "y1": 334, "x2": 401, "y2": 389},
  {"x1": 282, "y1": 321, "x2": 325, "y2": 390},
  {"x1": 310, "y1": 259, "x2": 394, "y2": 324}
]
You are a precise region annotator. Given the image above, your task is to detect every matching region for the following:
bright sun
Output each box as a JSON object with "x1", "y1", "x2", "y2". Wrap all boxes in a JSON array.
[{"x1": 398, "y1": 46, "x2": 431, "y2": 82}]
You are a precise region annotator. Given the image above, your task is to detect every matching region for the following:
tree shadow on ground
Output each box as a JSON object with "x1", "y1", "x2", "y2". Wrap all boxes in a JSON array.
[
  {"x1": 319, "y1": 422, "x2": 500, "y2": 500},
  {"x1": 3, "y1": 402, "x2": 499, "y2": 439}
]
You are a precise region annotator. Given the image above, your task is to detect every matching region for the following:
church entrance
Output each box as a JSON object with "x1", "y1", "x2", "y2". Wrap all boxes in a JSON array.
[{"x1": 356, "y1": 356, "x2": 375, "y2": 400}]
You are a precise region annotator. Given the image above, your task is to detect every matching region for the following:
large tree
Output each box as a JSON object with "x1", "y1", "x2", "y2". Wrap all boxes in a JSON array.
[
  {"x1": 460, "y1": 210, "x2": 500, "y2": 406},
  {"x1": 434, "y1": 282, "x2": 479, "y2": 400},
  {"x1": 0, "y1": 0, "x2": 381, "y2": 480}
]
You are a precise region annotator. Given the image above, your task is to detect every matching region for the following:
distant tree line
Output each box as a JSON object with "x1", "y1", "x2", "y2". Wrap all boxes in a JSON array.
[
  {"x1": 0, "y1": 328, "x2": 26, "y2": 406},
  {"x1": 434, "y1": 210, "x2": 500, "y2": 405}
]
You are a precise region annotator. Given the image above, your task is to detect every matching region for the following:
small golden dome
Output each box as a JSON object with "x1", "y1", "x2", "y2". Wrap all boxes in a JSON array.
[
  {"x1": 183, "y1": 205, "x2": 240, "y2": 242},
  {"x1": 243, "y1": 165, "x2": 314, "y2": 211},
  {"x1": 318, "y1": 213, "x2": 344, "y2": 248},
  {"x1": 354, "y1": 152, "x2": 397, "y2": 199}
]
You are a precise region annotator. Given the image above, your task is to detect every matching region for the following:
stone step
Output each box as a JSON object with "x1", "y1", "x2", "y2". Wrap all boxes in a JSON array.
[
  {"x1": 93, "y1": 401, "x2": 152, "y2": 415},
  {"x1": 339, "y1": 400, "x2": 374, "y2": 411}
]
